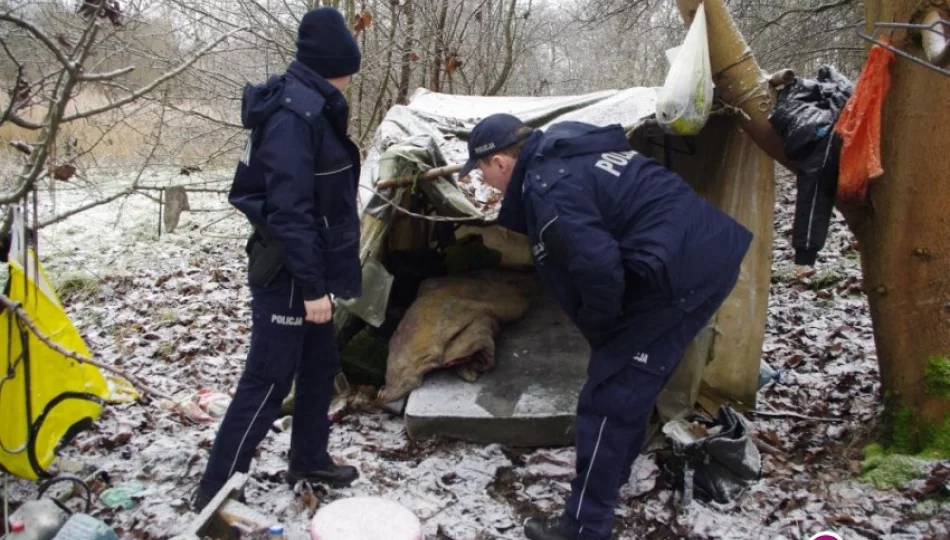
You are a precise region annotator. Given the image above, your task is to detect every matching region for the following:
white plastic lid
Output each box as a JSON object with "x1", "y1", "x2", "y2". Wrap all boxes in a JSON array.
[{"x1": 310, "y1": 497, "x2": 423, "y2": 540}]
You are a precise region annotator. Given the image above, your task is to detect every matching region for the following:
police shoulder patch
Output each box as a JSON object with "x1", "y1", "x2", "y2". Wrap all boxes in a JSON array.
[{"x1": 593, "y1": 149, "x2": 639, "y2": 178}]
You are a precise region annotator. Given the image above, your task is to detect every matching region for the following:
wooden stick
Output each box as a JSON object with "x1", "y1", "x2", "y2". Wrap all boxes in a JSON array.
[
  {"x1": 747, "y1": 409, "x2": 845, "y2": 423},
  {"x1": 752, "y1": 435, "x2": 790, "y2": 458},
  {"x1": 375, "y1": 163, "x2": 464, "y2": 189},
  {"x1": 0, "y1": 293, "x2": 173, "y2": 401}
]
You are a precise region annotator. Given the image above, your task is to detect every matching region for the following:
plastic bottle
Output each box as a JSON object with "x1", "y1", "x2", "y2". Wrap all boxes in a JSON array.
[
  {"x1": 50, "y1": 514, "x2": 118, "y2": 540},
  {"x1": 267, "y1": 525, "x2": 284, "y2": 540},
  {"x1": 758, "y1": 361, "x2": 782, "y2": 389},
  {"x1": 6, "y1": 520, "x2": 26, "y2": 538},
  {"x1": 6, "y1": 499, "x2": 69, "y2": 540}
]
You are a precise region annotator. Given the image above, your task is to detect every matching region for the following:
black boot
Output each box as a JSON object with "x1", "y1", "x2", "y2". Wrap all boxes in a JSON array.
[
  {"x1": 524, "y1": 516, "x2": 574, "y2": 540},
  {"x1": 189, "y1": 486, "x2": 246, "y2": 513},
  {"x1": 189, "y1": 488, "x2": 212, "y2": 513},
  {"x1": 286, "y1": 462, "x2": 359, "y2": 488}
]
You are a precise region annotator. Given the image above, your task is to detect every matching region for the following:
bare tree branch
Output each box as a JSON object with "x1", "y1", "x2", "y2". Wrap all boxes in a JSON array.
[
  {"x1": 0, "y1": 13, "x2": 77, "y2": 74},
  {"x1": 0, "y1": 293, "x2": 174, "y2": 402},
  {"x1": 487, "y1": 0, "x2": 520, "y2": 96},
  {"x1": 80, "y1": 65, "x2": 136, "y2": 81},
  {"x1": 60, "y1": 27, "x2": 248, "y2": 123}
]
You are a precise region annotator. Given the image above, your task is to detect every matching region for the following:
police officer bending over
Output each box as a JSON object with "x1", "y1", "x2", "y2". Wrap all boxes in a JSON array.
[
  {"x1": 192, "y1": 7, "x2": 363, "y2": 510},
  {"x1": 457, "y1": 115, "x2": 753, "y2": 540}
]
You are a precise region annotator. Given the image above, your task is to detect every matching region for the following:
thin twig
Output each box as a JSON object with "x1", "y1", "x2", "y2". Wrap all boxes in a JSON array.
[
  {"x1": 752, "y1": 435, "x2": 790, "y2": 458},
  {"x1": 0, "y1": 294, "x2": 173, "y2": 402},
  {"x1": 0, "y1": 39, "x2": 24, "y2": 125},
  {"x1": 359, "y1": 184, "x2": 490, "y2": 223},
  {"x1": 61, "y1": 27, "x2": 248, "y2": 123},
  {"x1": 38, "y1": 186, "x2": 135, "y2": 229},
  {"x1": 199, "y1": 209, "x2": 240, "y2": 235},
  {"x1": 79, "y1": 66, "x2": 136, "y2": 82},
  {"x1": 0, "y1": 14, "x2": 76, "y2": 74},
  {"x1": 747, "y1": 409, "x2": 846, "y2": 423}
]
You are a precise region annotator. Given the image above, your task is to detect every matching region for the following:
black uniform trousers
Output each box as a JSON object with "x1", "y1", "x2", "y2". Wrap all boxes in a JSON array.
[{"x1": 198, "y1": 273, "x2": 339, "y2": 497}]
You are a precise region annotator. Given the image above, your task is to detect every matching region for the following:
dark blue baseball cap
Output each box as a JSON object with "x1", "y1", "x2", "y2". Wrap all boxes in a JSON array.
[{"x1": 459, "y1": 113, "x2": 533, "y2": 178}]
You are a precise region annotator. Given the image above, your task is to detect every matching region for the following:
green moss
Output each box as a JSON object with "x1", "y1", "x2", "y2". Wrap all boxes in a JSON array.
[
  {"x1": 859, "y1": 453, "x2": 930, "y2": 489},
  {"x1": 863, "y1": 443, "x2": 886, "y2": 462},
  {"x1": 770, "y1": 264, "x2": 797, "y2": 284},
  {"x1": 810, "y1": 268, "x2": 844, "y2": 290},
  {"x1": 917, "y1": 417, "x2": 950, "y2": 459},
  {"x1": 925, "y1": 356, "x2": 950, "y2": 398},
  {"x1": 55, "y1": 273, "x2": 101, "y2": 300},
  {"x1": 890, "y1": 407, "x2": 918, "y2": 454},
  {"x1": 875, "y1": 404, "x2": 950, "y2": 463},
  {"x1": 156, "y1": 308, "x2": 179, "y2": 324},
  {"x1": 913, "y1": 495, "x2": 950, "y2": 515}
]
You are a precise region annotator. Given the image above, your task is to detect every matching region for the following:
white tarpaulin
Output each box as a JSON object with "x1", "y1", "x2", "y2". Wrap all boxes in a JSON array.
[{"x1": 358, "y1": 87, "x2": 659, "y2": 220}]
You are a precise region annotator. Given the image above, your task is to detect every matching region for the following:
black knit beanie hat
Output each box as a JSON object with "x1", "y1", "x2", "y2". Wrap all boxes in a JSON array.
[{"x1": 295, "y1": 7, "x2": 361, "y2": 78}]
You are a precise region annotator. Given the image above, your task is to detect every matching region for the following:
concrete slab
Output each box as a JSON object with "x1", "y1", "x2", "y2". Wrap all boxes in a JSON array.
[{"x1": 405, "y1": 292, "x2": 590, "y2": 447}]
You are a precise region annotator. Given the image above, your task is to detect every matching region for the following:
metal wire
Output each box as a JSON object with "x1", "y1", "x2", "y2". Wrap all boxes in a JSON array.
[{"x1": 855, "y1": 19, "x2": 950, "y2": 78}]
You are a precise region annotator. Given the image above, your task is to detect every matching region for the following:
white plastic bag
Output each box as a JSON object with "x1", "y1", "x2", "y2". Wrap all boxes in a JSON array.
[{"x1": 656, "y1": 2, "x2": 713, "y2": 136}]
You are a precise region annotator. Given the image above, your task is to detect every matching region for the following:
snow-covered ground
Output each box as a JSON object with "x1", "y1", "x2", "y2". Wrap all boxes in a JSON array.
[{"x1": 4, "y1": 171, "x2": 948, "y2": 539}]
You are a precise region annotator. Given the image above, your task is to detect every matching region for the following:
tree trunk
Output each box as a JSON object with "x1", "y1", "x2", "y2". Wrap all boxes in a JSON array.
[
  {"x1": 429, "y1": 0, "x2": 449, "y2": 92},
  {"x1": 486, "y1": 0, "x2": 518, "y2": 96},
  {"x1": 845, "y1": 0, "x2": 950, "y2": 453},
  {"x1": 397, "y1": 1, "x2": 415, "y2": 104}
]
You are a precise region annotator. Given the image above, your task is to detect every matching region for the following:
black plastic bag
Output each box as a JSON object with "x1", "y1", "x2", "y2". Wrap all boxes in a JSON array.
[{"x1": 662, "y1": 405, "x2": 762, "y2": 505}]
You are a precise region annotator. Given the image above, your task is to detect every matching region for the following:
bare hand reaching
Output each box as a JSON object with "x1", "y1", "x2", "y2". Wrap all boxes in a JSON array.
[{"x1": 304, "y1": 295, "x2": 333, "y2": 324}]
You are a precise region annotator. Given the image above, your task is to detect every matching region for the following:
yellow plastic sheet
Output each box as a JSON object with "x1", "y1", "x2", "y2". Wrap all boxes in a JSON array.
[{"x1": 0, "y1": 211, "x2": 109, "y2": 480}]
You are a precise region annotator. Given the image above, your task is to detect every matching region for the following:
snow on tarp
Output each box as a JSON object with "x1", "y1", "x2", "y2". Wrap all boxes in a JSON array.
[{"x1": 357, "y1": 87, "x2": 659, "y2": 220}]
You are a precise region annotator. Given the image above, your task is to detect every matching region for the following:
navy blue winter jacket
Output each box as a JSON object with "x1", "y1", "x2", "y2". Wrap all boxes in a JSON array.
[
  {"x1": 229, "y1": 61, "x2": 362, "y2": 300},
  {"x1": 497, "y1": 121, "x2": 752, "y2": 380}
]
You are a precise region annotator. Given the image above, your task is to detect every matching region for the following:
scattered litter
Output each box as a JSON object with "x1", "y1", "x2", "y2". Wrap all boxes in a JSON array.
[
  {"x1": 273, "y1": 416, "x2": 293, "y2": 433},
  {"x1": 168, "y1": 388, "x2": 231, "y2": 424},
  {"x1": 100, "y1": 480, "x2": 146, "y2": 510}
]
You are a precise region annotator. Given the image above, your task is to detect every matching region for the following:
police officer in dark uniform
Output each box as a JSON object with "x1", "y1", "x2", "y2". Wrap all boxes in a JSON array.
[
  {"x1": 456, "y1": 114, "x2": 753, "y2": 539},
  {"x1": 192, "y1": 7, "x2": 364, "y2": 510}
]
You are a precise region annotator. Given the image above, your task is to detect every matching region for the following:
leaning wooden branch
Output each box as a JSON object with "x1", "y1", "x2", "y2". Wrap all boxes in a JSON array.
[
  {"x1": 747, "y1": 409, "x2": 846, "y2": 423},
  {"x1": 0, "y1": 294, "x2": 173, "y2": 402},
  {"x1": 375, "y1": 163, "x2": 464, "y2": 189}
]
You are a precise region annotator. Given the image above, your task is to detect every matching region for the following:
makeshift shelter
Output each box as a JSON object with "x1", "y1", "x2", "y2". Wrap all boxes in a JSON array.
[{"x1": 334, "y1": 86, "x2": 773, "y2": 446}]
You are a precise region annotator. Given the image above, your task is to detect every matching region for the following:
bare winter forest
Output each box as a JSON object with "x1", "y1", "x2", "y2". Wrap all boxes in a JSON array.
[{"x1": 0, "y1": 0, "x2": 866, "y2": 198}]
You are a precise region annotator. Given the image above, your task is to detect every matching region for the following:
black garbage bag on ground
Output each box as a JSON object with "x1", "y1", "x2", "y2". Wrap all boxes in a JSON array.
[
  {"x1": 769, "y1": 66, "x2": 854, "y2": 266},
  {"x1": 662, "y1": 405, "x2": 762, "y2": 505}
]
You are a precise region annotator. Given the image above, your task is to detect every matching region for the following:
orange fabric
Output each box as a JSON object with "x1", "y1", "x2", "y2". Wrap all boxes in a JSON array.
[{"x1": 835, "y1": 40, "x2": 896, "y2": 203}]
